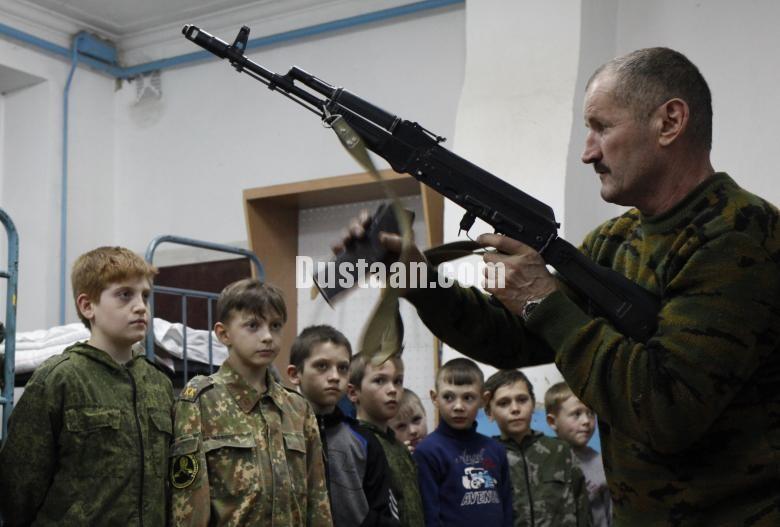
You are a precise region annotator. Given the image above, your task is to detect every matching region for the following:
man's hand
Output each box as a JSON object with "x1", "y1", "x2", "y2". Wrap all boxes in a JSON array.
[
  {"x1": 332, "y1": 209, "x2": 426, "y2": 296},
  {"x1": 478, "y1": 233, "x2": 557, "y2": 316}
]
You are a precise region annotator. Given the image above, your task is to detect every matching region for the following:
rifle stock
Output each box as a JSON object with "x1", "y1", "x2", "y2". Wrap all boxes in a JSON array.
[{"x1": 183, "y1": 24, "x2": 661, "y2": 342}]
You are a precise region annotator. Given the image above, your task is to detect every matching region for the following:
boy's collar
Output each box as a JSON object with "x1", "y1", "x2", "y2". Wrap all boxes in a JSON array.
[
  {"x1": 68, "y1": 341, "x2": 143, "y2": 371},
  {"x1": 317, "y1": 406, "x2": 347, "y2": 428},
  {"x1": 217, "y1": 362, "x2": 284, "y2": 413},
  {"x1": 499, "y1": 429, "x2": 542, "y2": 447},
  {"x1": 437, "y1": 418, "x2": 479, "y2": 438},
  {"x1": 358, "y1": 419, "x2": 394, "y2": 440}
]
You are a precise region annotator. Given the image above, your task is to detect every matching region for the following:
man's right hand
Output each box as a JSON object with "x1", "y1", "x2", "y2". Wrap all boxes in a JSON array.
[{"x1": 331, "y1": 209, "x2": 427, "y2": 296}]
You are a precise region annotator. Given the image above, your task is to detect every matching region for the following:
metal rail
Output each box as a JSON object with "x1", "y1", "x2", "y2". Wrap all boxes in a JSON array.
[
  {"x1": 144, "y1": 235, "x2": 264, "y2": 385},
  {"x1": 0, "y1": 208, "x2": 19, "y2": 440}
]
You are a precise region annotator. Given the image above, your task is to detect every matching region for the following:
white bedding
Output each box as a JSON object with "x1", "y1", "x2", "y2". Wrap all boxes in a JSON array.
[{"x1": 1, "y1": 319, "x2": 227, "y2": 374}]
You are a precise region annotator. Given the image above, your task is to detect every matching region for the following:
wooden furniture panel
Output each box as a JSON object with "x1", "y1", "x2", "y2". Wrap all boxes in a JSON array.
[{"x1": 243, "y1": 170, "x2": 443, "y2": 381}]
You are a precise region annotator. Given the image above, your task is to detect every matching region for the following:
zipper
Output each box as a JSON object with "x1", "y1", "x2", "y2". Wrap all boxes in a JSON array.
[
  {"x1": 520, "y1": 447, "x2": 535, "y2": 526},
  {"x1": 127, "y1": 368, "x2": 145, "y2": 527}
]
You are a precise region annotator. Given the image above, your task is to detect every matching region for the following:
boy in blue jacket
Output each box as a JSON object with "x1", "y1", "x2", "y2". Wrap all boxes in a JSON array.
[{"x1": 413, "y1": 358, "x2": 512, "y2": 526}]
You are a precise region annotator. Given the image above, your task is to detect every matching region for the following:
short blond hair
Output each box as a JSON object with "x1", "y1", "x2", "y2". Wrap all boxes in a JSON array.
[
  {"x1": 348, "y1": 352, "x2": 404, "y2": 388},
  {"x1": 394, "y1": 389, "x2": 425, "y2": 422},
  {"x1": 71, "y1": 247, "x2": 157, "y2": 328},
  {"x1": 544, "y1": 382, "x2": 575, "y2": 416}
]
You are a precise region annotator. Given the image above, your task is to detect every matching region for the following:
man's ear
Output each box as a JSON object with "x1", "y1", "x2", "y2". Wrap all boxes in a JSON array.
[
  {"x1": 287, "y1": 365, "x2": 302, "y2": 386},
  {"x1": 347, "y1": 383, "x2": 360, "y2": 405},
  {"x1": 76, "y1": 293, "x2": 95, "y2": 324},
  {"x1": 546, "y1": 413, "x2": 558, "y2": 432},
  {"x1": 429, "y1": 389, "x2": 438, "y2": 407},
  {"x1": 656, "y1": 98, "x2": 689, "y2": 147},
  {"x1": 214, "y1": 322, "x2": 230, "y2": 346}
]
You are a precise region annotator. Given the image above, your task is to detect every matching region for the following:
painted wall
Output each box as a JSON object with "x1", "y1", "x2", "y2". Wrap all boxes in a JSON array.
[
  {"x1": 112, "y1": 7, "x2": 466, "y2": 255},
  {"x1": 1, "y1": 6, "x2": 465, "y2": 330},
  {"x1": 0, "y1": 37, "x2": 115, "y2": 330}
]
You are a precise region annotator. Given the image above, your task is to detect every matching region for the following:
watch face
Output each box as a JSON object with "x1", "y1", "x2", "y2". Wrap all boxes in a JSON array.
[{"x1": 522, "y1": 300, "x2": 540, "y2": 320}]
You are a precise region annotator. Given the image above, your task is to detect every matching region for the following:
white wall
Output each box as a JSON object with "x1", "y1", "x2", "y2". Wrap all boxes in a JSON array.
[
  {"x1": 1, "y1": 6, "x2": 465, "y2": 330},
  {"x1": 113, "y1": 7, "x2": 466, "y2": 255},
  {"x1": 0, "y1": 37, "x2": 115, "y2": 330},
  {"x1": 615, "y1": 0, "x2": 780, "y2": 207}
]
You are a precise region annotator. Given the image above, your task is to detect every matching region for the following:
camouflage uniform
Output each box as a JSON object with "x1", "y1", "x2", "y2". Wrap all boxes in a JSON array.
[
  {"x1": 499, "y1": 431, "x2": 591, "y2": 527},
  {"x1": 170, "y1": 361, "x2": 332, "y2": 526},
  {"x1": 408, "y1": 174, "x2": 780, "y2": 525},
  {"x1": 359, "y1": 420, "x2": 425, "y2": 527},
  {"x1": 0, "y1": 342, "x2": 174, "y2": 526}
]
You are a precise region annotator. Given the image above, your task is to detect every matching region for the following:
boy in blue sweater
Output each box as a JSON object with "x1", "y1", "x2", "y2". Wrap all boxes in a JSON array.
[{"x1": 413, "y1": 358, "x2": 512, "y2": 527}]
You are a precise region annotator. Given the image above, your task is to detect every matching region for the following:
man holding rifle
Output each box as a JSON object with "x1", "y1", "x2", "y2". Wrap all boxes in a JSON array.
[{"x1": 339, "y1": 48, "x2": 780, "y2": 526}]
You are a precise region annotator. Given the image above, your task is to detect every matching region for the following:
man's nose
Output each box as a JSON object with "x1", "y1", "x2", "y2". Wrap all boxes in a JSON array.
[{"x1": 581, "y1": 131, "x2": 601, "y2": 164}]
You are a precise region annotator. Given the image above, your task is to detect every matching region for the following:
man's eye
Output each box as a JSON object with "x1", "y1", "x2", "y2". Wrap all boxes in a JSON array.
[
  {"x1": 271, "y1": 321, "x2": 283, "y2": 331},
  {"x1": 497, "y1": 400, "x2": 508, "y2": 407},
  {"x1": 316, "y1": 363, "x2": 328, "y2": 371},
  {"x1": 337, "y1": 365, "x2": 349, "y2": 373}
]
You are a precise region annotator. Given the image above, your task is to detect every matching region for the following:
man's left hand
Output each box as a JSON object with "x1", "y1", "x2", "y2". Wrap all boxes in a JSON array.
[{"x1": 478, "y1": 233, "x2": 558, "y2": 316}]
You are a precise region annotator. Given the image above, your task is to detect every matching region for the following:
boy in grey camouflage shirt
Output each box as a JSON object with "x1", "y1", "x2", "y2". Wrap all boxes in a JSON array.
[
  {"x1": 170, "y1": 279, "x2": 332, "y2": 526},
  {"x1": 484, "y1": 369, "x2": 591, "y2": 527}
]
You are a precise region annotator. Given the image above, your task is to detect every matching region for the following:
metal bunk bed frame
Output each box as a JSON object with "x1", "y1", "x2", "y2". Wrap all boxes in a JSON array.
[
  {"x1": 144, "y1": 235, "x2": 264, "y2": 386},
  {"x1": 0, "y1": 208, "x2": 19, "y2": 440}
]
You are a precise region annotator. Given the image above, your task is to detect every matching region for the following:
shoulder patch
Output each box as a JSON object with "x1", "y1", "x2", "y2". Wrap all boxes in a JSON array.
[
  {"x1": 170, "y1": 453, "x2": 199, "y2": 489},
  {"x1": 178, "y1": 376, "x2": 214, "y2": 402}
]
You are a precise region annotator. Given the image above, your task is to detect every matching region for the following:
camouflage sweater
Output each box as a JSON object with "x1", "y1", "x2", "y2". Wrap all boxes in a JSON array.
[
  {"x1": 359, "y1": 420, "x2": 425, "y2": 527},
  {"x1": 499, "y1": 431, "x2": 591, "y2": 527},
  {"x1": 0, "y1": 342, "x2": 174, "y2": 527},
  {"x1": 170, "y1": 362, "x2": 332, "y2": 526},
  {"x1": 408, "y1": 174, "x2": 780, "y2": 526}
]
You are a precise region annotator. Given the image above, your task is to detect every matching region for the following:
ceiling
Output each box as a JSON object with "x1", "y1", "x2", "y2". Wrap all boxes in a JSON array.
[
  {"x1": 19, "y1": 0, "x2": 284, "y2": 37},
  {"x1": 0, "y1": 0, "x2": 426, "y2": 66}
]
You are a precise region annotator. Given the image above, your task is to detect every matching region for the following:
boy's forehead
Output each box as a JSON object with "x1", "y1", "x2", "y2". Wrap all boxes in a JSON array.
[
  {"x1": 561, "y1": 394, "x2": 588, "y2": 411},
  {"x1": 308, "y1": 341, "x2": 351, "y2": 362},
  {"x1": 105, "y1": 276, "x2": 151, "y2": 290},
  {"x1": 494, "y1": 380, "x2": 530, "y2": 398},
  {"x1": 231, "y1": 307, "x2": 281, "y2": 321},
  {"x1": 437, "y1": 380, "x2": 480, "y2": 395},
  {"x1": 366, "y1": 359, "x2": 403, "y2": 376}
]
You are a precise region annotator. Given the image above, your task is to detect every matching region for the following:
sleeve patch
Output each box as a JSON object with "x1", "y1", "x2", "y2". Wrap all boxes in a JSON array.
[{"x1": 170, "y1": 454, "x2": 199, "y2": 489}]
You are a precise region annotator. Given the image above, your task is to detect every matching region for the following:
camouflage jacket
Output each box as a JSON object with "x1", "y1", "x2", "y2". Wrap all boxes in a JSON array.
[
  {"x1": 499, "y1": 432, "x2": 591, "y2": 527},
  {"x1": 359, "y1": 421, "x2": 425, "y2": 527},
  {"x1": 0, "y1": 342, "x2": 174, "y2": 527},
  {"x1": 170, "y1": 362, "x2": 332, "y2": 526},
  {"x1": 408, "y1": 173, "x2": 780, "y2": 526}
]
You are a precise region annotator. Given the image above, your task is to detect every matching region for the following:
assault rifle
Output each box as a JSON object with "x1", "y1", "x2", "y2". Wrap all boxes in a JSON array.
[{"x1": 182, "y1": 25, "x2": 660, "y2": 342}]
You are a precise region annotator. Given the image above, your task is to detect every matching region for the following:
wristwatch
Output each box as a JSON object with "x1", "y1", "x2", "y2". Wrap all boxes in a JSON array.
[{"x1": 521, "y1": 297, "x2": 547, "y2": 321}]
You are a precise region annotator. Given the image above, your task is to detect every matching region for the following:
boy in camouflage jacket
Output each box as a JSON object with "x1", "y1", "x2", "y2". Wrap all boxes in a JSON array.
[
  {"x1": 484, "y1": 370, "x2": 591, "y2": 527},
  {"x1": 546, "y1": 382, "x2": 611, "y2": 527},
  {"x1": 0, "y1": 246, "x2": 175, "y2": 526},
  {"x1": 170, "y1": 279, "x2": 332, "y2": 526},
  {"x1": 348, "y1": 352, "x2": 425, "y2": 527}
]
